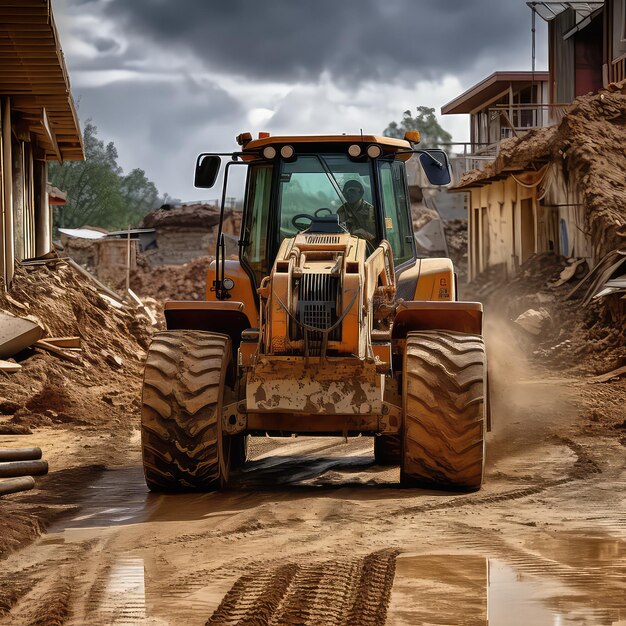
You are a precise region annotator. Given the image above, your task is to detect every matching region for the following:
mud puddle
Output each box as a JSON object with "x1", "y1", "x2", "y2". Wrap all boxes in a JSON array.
[{"x1": 388, "y1": 548, "x2": 626, "y2": 626}]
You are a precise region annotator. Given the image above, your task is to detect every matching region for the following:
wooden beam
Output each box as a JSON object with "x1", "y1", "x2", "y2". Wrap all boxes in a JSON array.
[{"x1": 41, "y1": 106, "x2": 61, "y2": 163}]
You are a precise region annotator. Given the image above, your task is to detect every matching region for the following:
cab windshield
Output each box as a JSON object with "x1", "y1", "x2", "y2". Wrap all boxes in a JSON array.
[
  {"x1": 241, "y1": 154, "x2": 376, "y2": 285},
  {"x1": 277, "y1": 154, "x2": 375, "y2": 241},
  {"x1": 241, "y1": 152, "x2": 414, "y2": 287}
]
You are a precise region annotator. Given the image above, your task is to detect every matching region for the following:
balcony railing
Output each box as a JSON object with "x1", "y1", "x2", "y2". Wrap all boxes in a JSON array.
[{"x1": 488, "y1": 103, "x2": 570, "y2": 135}]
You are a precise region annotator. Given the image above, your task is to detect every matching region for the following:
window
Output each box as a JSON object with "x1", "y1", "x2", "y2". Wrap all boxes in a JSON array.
[
  {"x1": 241, "y1": 164, "x2": 273, "y2": 285},
  {"x1": 277, "y1": 154, "x2": 373, "y2": 242},
  {"x1": 379, "y1": 161, "x2": 413, "y2": 266}
]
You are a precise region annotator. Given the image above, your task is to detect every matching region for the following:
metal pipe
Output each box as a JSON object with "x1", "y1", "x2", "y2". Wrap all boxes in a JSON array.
[
  {"x1": 0, "y1": 460, "x2": 48, "y2": 478},
  {"x1": 0, "y1": 447, "x2": 43, "y2": 462},
  {"x1": 0, "y1": 476, "x2": 35, "y2": 496},
  {"x1": 530, "y1": 4, "x2": 537, "y2": 72}
]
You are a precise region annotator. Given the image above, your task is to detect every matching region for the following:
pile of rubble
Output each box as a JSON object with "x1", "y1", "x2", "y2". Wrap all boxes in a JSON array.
[
  {"x1": 0, "y1": 258, "x2": 153, "y2": 436},
  {"x1": 467, "y1": 253, "x2": 625, "y2": 375},
  {"x1": 124, "y1": 255, "x2": 214, "y2": 303},
  {"x1": 444, "y1": 218, "x2": 468, "y2": 281}
]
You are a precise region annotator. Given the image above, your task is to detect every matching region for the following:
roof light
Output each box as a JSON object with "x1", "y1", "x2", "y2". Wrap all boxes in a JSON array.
[
  {"x1": 366, "y1": 144, "x2": 382, "y2": 158},
  {"x1": 280, "y1": 145, "x2": 295, "y2": 159},
  {"x1": 236, "y1": 132, "x2": 252, "y2": 147},
  {"x1": 258, "y1": 132, "x2": 270, "y2": 139},
  {"x1": 404, "y1": 130, "x2": 421, "y2": 144},
  {"x1": 348, "y1": 144, "x2": 362, "y2": 157},
  {"x1": 263, "y1": 146, "x2": 277, "y2": 159}
]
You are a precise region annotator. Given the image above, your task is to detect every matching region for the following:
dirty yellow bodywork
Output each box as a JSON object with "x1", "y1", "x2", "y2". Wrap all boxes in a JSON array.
[
  {"x1": 242, "y1": 134, "x2": 414, "y2": 161},
  {"x1": 246, "y1": 357, "x2": 383, "y2": 415},
  {"x1": 241, "y1": 229, "x2": 396, "y2": 417}
]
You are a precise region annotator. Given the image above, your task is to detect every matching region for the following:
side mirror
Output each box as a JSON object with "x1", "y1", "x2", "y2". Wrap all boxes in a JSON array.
[
  {"x1": 418, "y1": 150, "x2": 452, "y2": 186},
  {"x1": 194, "y1": 154, "x2": 221, "y2": 188}
]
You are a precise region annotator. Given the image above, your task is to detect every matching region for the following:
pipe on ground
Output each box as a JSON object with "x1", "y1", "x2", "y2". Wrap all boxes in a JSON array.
[
  {"x1": 0, "y1": 447, "x2": 43, "y2": 462},
  {"x1": 0, "y1": 476, "x2": 35, "y2": 496},
  {"x1": 0, "y1": 460, "x2": 48, "y2": 478}
]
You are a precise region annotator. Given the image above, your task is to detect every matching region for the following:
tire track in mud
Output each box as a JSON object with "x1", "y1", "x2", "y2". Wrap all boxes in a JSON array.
[
  {"x1": 395, "y1": 436, "x2": 604, "y2": 516},
  {"x1": 206, "y1": 549, "x2": 398, "y2": 626}
]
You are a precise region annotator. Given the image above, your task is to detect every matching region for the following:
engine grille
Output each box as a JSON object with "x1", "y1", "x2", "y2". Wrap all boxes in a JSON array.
[
  {"x1": 305, "y1": 235, "x2": 340, "y2": 245},
  {"x1": 293, "y1": 273, "x2": 341, "y2": 354}
]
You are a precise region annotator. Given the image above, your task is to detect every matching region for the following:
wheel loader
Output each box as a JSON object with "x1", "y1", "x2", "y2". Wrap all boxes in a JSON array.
[{"x1": 141, "y1": 131, "x2": 487, "y2": 492}]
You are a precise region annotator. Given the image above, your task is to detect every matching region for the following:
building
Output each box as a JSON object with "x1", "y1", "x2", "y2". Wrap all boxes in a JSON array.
[
  {"x1": 0, "y1": 0, "x2": 83, "y2": 288},
  {"x1": 140, "y1": 203, "x2": 241, "y2": 265},
  {"x1": 442, "y1": 0, "x2": 625, "y2": 281},
  {"x1": 442, "y1": 72, "x2": 552, "y2": 152},
  {"x1": 456, "y1": 85, "x2": 625, "y2": 281}
]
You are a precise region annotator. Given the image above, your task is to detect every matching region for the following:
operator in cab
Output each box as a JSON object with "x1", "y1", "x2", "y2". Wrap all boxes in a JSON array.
[{"x1": 337, "y1": 179, "x2": 377, "y2": 244}]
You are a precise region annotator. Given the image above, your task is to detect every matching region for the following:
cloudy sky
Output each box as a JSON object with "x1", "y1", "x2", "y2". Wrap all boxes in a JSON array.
[{"x1": 53, "y1": 0, "x2": 547, "y2": 202}]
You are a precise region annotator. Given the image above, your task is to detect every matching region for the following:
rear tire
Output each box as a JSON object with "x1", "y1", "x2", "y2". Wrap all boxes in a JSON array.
[
  {"x1": 141, "y1": 330, "x2": 232, "y2": 492},
  {"x1": 401, "y1": 330, "x2": 485, "y2": 490},
  {"x1": 373, "y1": 435, "x2": 401, "y2": 466}
]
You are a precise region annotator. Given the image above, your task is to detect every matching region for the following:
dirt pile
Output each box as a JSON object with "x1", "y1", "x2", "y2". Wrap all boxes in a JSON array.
[
  {"x1": 0, "y1": 260, "x2": 152, "y2": 434},
  {"x1": 464, "y1": 253, "x2": 625, "y2": 374},
  {"x1": 117, "y1": 255, "x2": 214, "y2": 304},
  {"x1": 141, "y1": 203, "x2": 221, "y2": 229}
]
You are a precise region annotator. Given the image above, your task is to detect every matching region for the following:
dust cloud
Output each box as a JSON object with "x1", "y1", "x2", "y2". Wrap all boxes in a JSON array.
[{"x1": 484, "y1": 313, "x2": 580, "y2": 461}]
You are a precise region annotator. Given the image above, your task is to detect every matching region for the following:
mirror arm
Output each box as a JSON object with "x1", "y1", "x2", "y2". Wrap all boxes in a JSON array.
[{"x1": 214, "y1": 160, "x2": 248, "y2": 300}]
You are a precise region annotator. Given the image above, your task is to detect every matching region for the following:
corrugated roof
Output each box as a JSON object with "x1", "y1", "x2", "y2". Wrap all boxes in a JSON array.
[{"x1": 0, "y1": 0, "x2": 83, "y2": 161}]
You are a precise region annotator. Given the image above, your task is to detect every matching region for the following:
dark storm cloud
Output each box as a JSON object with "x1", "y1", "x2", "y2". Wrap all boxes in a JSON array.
[
  {"x1": 73, "y1": 76, "x2": 245, "y2": 196},
  {"x1": 75, "y1": 76, "x2": 242, "y2": 145},
  {"x1": 104, "y1": 0, "x2": 536, "y2": 83}
]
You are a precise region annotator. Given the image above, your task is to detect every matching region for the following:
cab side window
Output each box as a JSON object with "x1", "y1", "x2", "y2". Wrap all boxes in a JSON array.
[
  {"x1": 379, "y1": 161, "x2": 413, "y2": 265},
  {"x1": 242, "y1": 164, "x2": 273, "y2": 285}
]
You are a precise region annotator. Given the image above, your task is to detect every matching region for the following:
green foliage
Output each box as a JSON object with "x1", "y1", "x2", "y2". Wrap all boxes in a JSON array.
[
  {"x1": 383, "y1": 106, "x2": 452, "y2": 148},
  {"x1": 49, "y1": 122, "x2": 159, "y2": 230}
]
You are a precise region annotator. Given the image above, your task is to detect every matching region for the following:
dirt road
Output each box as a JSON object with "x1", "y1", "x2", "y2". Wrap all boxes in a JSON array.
[{"x1": 0, "y1": 370, "x2": 625, "y2": 625}]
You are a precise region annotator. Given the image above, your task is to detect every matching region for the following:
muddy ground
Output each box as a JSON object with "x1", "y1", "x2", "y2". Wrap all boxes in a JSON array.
[{"x1": 0, "y1": 312, "x2": 625, "y2": 625}]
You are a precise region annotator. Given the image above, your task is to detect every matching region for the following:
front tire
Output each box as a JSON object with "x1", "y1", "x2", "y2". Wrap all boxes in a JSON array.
[
  {"x1": 401, "y1": 330, "x2": 485, "y2": 490},
  {"x1": 141, "y1": 330, "x2": 232, "y2": 492}
]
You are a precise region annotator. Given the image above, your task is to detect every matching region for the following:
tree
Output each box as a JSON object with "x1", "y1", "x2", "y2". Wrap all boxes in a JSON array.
[
  {"x1": 49, "y1": 122, "x2": 160, "y2": 230},
  {"x1": 383, "y1": 106, "x2": 452, "y2": 148}
]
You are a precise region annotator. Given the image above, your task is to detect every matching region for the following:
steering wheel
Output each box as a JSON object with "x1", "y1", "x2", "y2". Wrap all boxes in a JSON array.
[{"x1": 291, "y1": 207, "x2": 334, "y2": 231}]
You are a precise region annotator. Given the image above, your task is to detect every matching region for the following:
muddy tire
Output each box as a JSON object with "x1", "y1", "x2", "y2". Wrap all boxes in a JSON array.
[
  {"x1": 401, "y1": 330, "x2": 485, "y2": 490},
  {"x1": 141, "y1": 330, "x2": 231, "y2": 492},
  {"x1": 231, "y1": 434, "x2": 248, "y2": 469},
  {"x1": 374, "y1": 435, "x2": 401, "y2": 466}
]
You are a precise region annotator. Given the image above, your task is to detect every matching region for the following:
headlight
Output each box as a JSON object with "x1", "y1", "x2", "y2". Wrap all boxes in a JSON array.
[
  {"x1": 263, "y1": 146, "x2": 277, "y2": 159},
  {"x1": 366, "y1": 144, "x2": 382, "y2": 158},
  {"x1": 280, "y1": 145, "x2": 295, "y2": 159}
]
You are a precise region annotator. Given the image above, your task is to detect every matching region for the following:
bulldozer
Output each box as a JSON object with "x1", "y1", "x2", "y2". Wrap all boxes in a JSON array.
[{"x1": 141, "y1": 131, "x2": 487, "y2": 492}]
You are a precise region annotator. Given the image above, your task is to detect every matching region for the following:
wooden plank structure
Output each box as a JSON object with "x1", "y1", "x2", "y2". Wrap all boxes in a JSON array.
[{"x1": 0, "y1": 0, "x2": 83, "y2": 288}]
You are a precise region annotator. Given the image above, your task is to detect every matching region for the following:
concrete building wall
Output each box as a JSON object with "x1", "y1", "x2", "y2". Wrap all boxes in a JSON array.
[
  {"x1": 467, "y1": 176, "x2": 537, "y2": 281},
  {"x1": 466, "y1": 162, "x2": 595, "y2": 281}
]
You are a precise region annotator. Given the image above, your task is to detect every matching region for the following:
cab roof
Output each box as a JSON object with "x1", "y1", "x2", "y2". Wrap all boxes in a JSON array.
[{"x1": 243, "y1": 134, "x2": 412, "y2": 152}]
